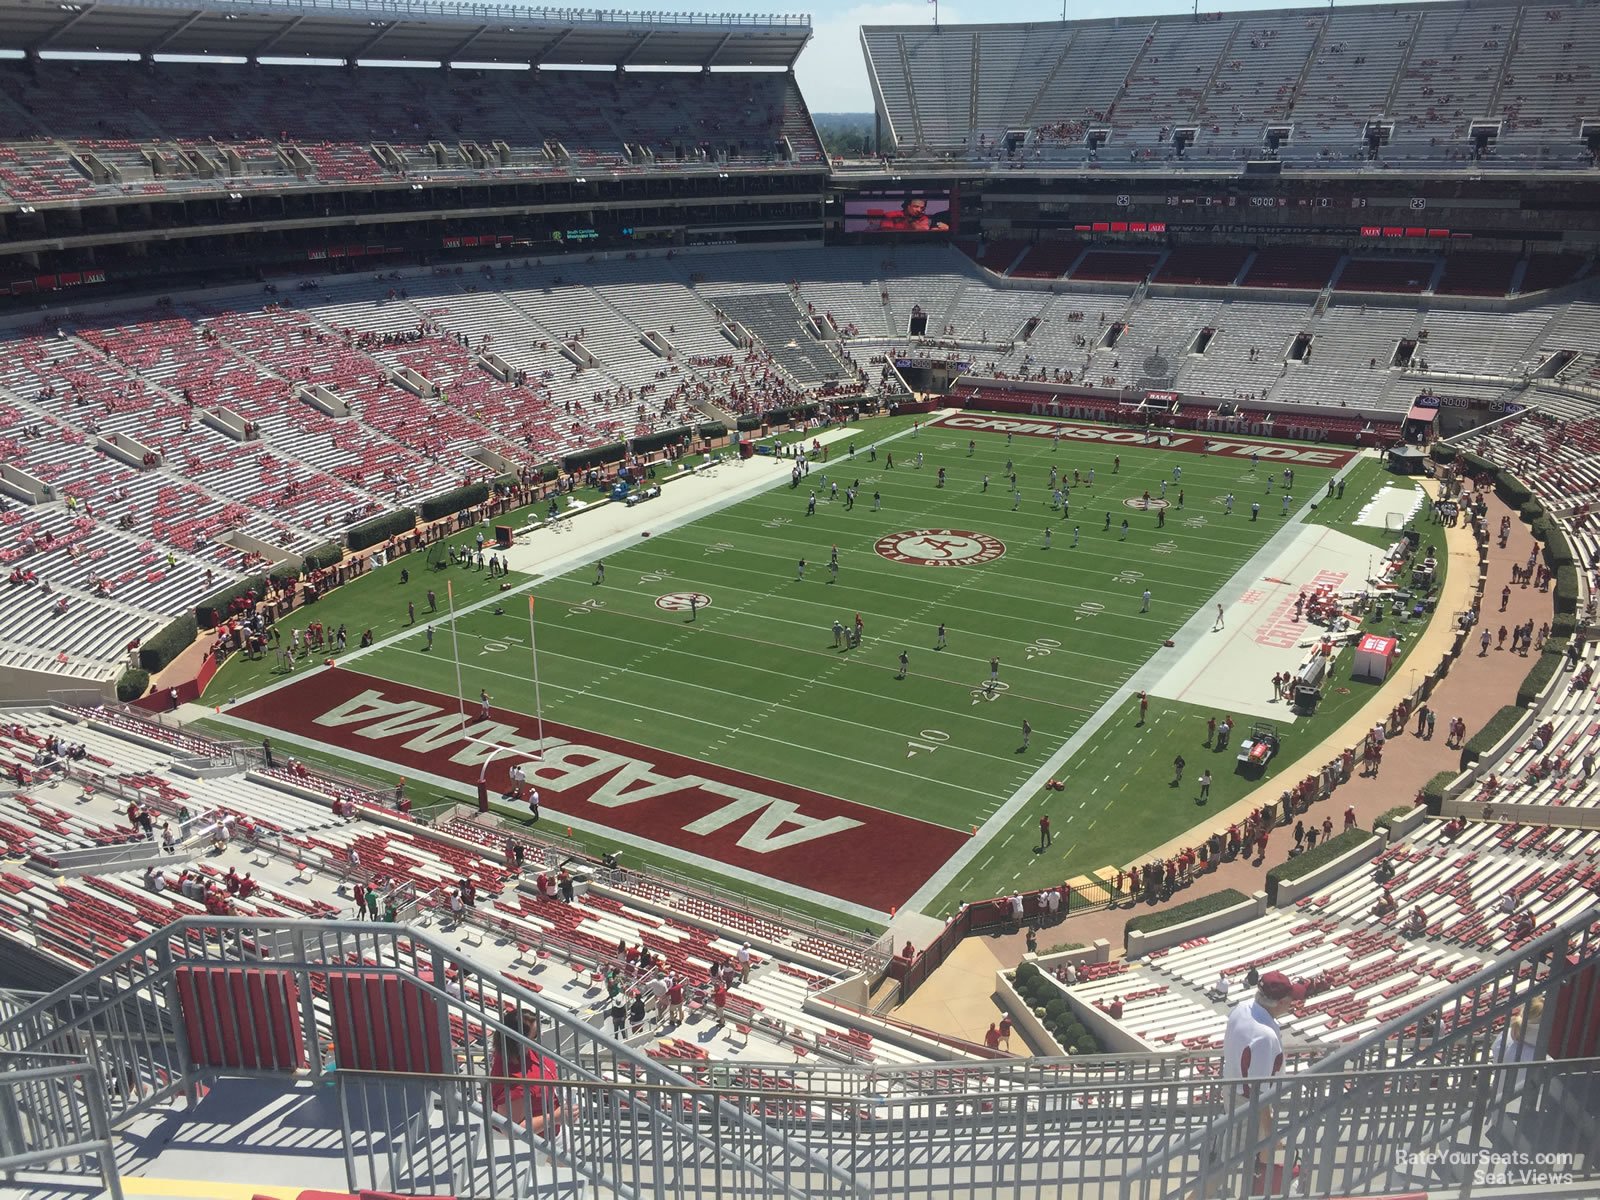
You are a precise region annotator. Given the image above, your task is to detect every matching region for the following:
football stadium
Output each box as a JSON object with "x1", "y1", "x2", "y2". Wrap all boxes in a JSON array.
[{"x1": 0, "y1": 0, "x2": 1598, "y2": 1195}]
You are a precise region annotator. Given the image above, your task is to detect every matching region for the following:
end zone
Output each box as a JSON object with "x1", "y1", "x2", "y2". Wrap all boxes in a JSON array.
[
  {"x1": 226, "y1": 668, "x2": 967, "y2": 914},
  {"x1": 1147, "y1": 523, "x2": 1389, "y2": 720},
  {"x1": 931, "y1": 413, "x2": 1360, "y2": 468}
]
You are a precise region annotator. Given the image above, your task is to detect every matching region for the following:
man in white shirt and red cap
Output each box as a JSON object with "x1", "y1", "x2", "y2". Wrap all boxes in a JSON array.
[{"x1": 1221, "y1": 970, "x2": 1306, "y2": 1182}]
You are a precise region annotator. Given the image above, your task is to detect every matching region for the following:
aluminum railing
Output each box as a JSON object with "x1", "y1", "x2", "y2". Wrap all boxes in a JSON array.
[
  {"x1": 0, "y1": 1053, "x2": 124, "y2": 1200},
  {"x1": 1, "y1": 906, "x2": 1596, "y2": 1198}
]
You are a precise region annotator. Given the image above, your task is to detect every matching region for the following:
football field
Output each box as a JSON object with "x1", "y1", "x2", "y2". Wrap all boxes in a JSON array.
[{"x1": 220, "y1": 414, "x2": 1361, "y2": 919}]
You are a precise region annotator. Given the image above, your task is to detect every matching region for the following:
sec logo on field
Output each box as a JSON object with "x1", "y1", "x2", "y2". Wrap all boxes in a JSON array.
[
  {"x1": 655, "y1": 592, "x2": 711, "y2": 612},
  {"x1": 874, "y1": 530, "x2": 1006, "y2": 567}
]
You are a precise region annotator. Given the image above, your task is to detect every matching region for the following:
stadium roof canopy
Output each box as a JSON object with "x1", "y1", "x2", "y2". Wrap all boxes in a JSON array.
[{"x1": 0, "y1": 0, "x2": 810, "y2": 68}]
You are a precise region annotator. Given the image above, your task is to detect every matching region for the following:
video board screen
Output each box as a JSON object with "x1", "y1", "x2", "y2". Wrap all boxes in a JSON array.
[{"x1": 843, "y1": 190, "x2": 956, "y2": 234}]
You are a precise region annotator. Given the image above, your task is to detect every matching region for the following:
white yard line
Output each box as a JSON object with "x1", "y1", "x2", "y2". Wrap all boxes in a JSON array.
[{"x1": 898, "y1": 487, "x2": 1350, "y2": 916}]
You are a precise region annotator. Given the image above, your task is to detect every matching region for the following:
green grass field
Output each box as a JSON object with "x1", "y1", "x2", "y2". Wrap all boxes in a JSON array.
[{"x1": 210, "y1": 415, "x2": 1423, "y2": 917}]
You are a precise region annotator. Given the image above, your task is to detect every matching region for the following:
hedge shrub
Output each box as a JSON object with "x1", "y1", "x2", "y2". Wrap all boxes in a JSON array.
[
  {"x1": 138, "y1": 613, "x2": 198, "y2": 671},
  {"x1": 300, "y1": 541, "x2": 344, "y2": 572},
  {"x1": 632, "y1": 426, "x2": 691, "y2": 456},
  {"x1": 1462, "y1": 704, "x2": 1525, "y2": 768},
  {"x1": 1429, "y1": 444, "x2": 1458, "y2": 464},
  {"x1": 735, "y1": 414, "x2": 764, "y2": 433},
  {"x1": 1518, "y1": 644, "x2": 1569, "y2": 707},
  {"x1": 1544, "y1": 524, "x2": 1575, "y2": 569},
  {"x1": 762, "y1": 403, "x2": 818, "y2": 425},
  {"x1": 419, "y1": 481, "x2": 489, "y2": 522},
  {"x1": 1266, "y1": 828, "x2": 1371, "y2": 902},
  {"x1": 116, "y1": 667, "x2": 150, "y2": 702},
  {"x1": 1376, "y1": 803, "x2": 1418, "y2": 831},
  {"x1": 1419, "y1": 771, "x2": 1457, "y2": 809},
  {"x1": 1492, "y1": 473, "x2": 1532, "y2": 508},
  {"x1": 561, "y1": 441, "x2": 625, "y2": 474},
  {"x1": 697, "y1": 421, "x2": 728, "y2": 440},
  {"x1": 193, "y1": 574, "x2": 268, "y2": 629},
  {"x1": 1040, "y1": 941, "x2": 1086, "y2": 957},
  {"x1": 1124, "y1": 889, "x2": 1248, "y2": 938},
  {"x1": 347, "y1": 508, "x2": 415, "y2": 552},
  {"x1": 1554, "y1": 564, "x2": 1579, "y2": 615}
]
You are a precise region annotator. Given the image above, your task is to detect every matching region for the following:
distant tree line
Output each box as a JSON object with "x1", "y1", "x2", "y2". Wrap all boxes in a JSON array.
[{"x1": 812, "y1": 113, "x2": 876, "y2": 157}]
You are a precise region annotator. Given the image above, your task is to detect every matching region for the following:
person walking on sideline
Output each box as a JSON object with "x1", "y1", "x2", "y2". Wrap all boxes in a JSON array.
[{"x1": 1039, "y1": 812, "x2": 1051, "y2": 850}]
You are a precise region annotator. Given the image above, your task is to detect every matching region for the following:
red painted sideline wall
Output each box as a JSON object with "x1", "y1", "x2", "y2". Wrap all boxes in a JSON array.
[{"x1": 134, "y1": 648, "x2": 220, "y2": 712}]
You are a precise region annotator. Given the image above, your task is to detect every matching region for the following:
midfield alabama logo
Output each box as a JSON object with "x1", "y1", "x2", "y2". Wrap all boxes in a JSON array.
[
  {"x1": 229, "y1": 670, "x2": 966, "y2": 911},
  {"x1": 1123, "y1": 497, "x2": 1171, "y2": 511},
  {"x1": 874, "y1": 529, "x2": 1006, "y2": 567}
]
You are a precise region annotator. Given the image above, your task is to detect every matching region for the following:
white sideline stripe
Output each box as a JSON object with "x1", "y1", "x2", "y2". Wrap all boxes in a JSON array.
[
  {"x1": 209, "y1": 709, "x2": 890, "y2": 926},
  {"x1": 225, "y1": 421, "x2": 927, "y2": 712},
  {"x1": 386, "y1": 643, "x2": 997, "y2": 813},
  {"x1": 428, "y1": 619, "x2": 1037, "y2": 734},
  {"x1": 899, "y1": 478, "x2": 1355, "y2": 916}
]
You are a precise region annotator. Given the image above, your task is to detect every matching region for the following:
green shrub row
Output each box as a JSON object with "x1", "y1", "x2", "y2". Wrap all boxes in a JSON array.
[
  {"x1": 1518, "y1": 643, "x2": 1570, "y2": 707},
  {"x1": 347, "y1": 508, "x2": 416, "y2": 552},
  {"x1": 1462, "y1": 704, "x2": 1524, "y2": 768},
  {"x1": 1040, "y1": 941, "x2": 1086, "y2": 957},
  {"x1": 561, "y1": 441, "x2": 625, "y2": 474},
  {"x1": 138, "y1": 613, "x2": 198, "y2": 671},
  {"x1": 735, "y1": 415, "x2": 764, "y2": 433},
  {"x1": 1419, "y1": 771, "x2": 1458, "y2": 810},
  {"x1": 1267, "y1": 828, "x2": 1371, "y2": 895},
  {"x1": 300, "y1": 541, "x2": 344, "y2": 572},
  {"x1": 193, "y1": 573, "x2": 269, "y2": 629},
  {"x1": 1010, "y1": 963, "x2": 1101, "y2": 1055},
  {"x1": 1554, "y1": 564, "x2": 1579, "y2": 615},
  {"x1": 632, "y1": 425, "x2": 692, "y2": 456},
  {"x1": 1375, "y1": 803, "x2": 1418, "y2": 830},
  {"x1": 1124, "y1": 888, "x2": 1248, "y2": 938},
  {"x1": 762, "y1": 403, "x2": 818, "y2": 425},
  {"x1": 116, "y1": 667, "x2": 150, "y2": 702},
  {"x1": 698, "y1": 421, "x2": 728, "y2": 440},
  {"x1": 419, "y1": 481, "x2": 490, "y2": 523}
]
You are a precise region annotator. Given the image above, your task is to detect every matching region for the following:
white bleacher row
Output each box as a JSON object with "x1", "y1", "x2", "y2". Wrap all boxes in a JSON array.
[
  {"x1": 1064, "y1": 815, "x2": 1600, "y2": 1053},
  {"x1": 862, "y1": 2, "x2": 1600, "y2": 160},
  {"x1": 9, "y1": 709, "x2": 346, "y2": 837},
  {"x1": 1453, "y1": 408, "x2": 1600, "y2": 513},
  {"x1": 0, "y1": 709, "x2": 933, "y2": 1076},
  {"x1": 3, "y1": 246, "x2": 1595, "y2": 681},
  {"x1": 0, "y1": 788, "x2": 134, "y2": 858},
  {"x1": 1457, "y1": 642, "x2": 1600, "y2": 810},
  {"x1": 0, "y1": 585, "x2": 157, "y2": 671}
]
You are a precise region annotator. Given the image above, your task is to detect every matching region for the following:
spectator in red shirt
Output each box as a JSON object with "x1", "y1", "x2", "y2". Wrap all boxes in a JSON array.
[
  {"x1": 712, "y1": 981, "x2": 729, "y2": 1024},
  {"x1": 490, "y1": 1009, "x2": 562, "y2": 1138},
  {"x1": 984, "y1": 1023, "x2": 1001, "y2": 1051}
]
